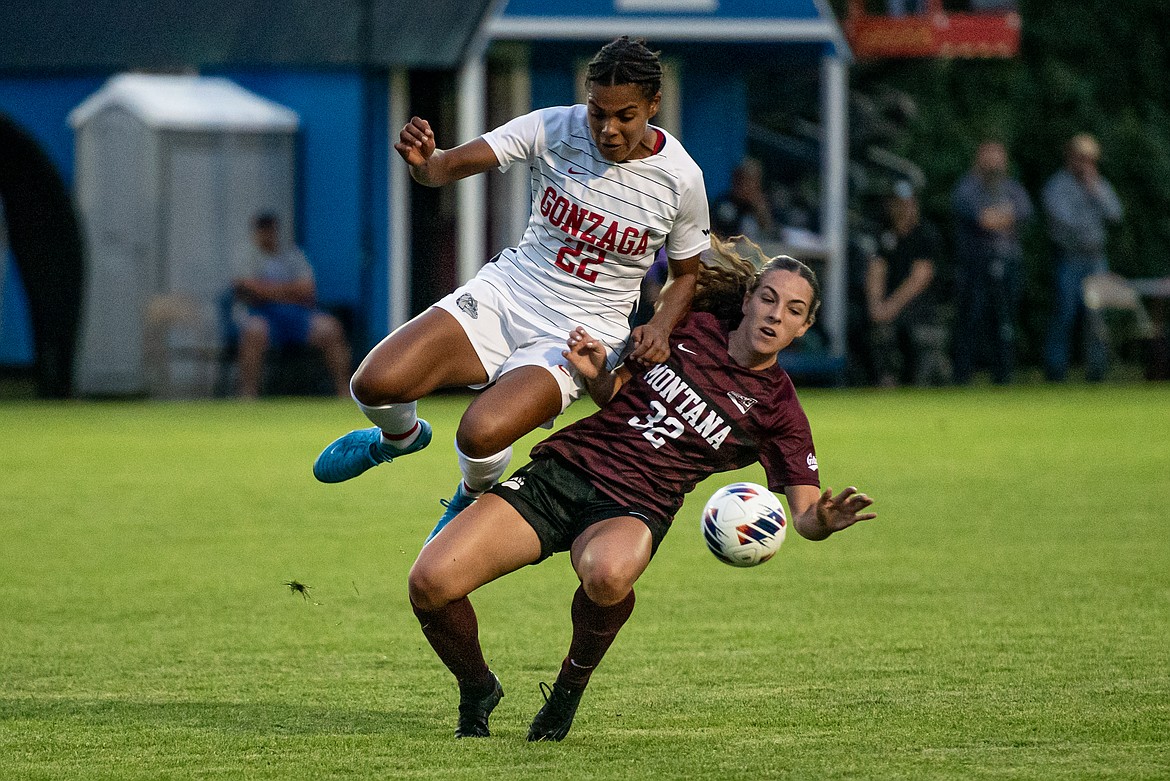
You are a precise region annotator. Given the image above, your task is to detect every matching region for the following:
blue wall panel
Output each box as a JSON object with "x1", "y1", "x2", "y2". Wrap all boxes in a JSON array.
[
  {"x1": 0, "y1": 257, "x2": 32, "y2": 365},
  {"x1": 681, "y1": 60, "x2": 748, "y2": 200},
  {"x1": 0, "y1": 74, "x2": 106, "y2": 179},
  {"x1": 529, "y1": 43, "x2": 579, "y2": 111},
  {"x1": 0, "y1": 74, "x2": 105, "y2": 366},
  {"x1": 362, "y1": 75, "x2": 390, "y2": 347}
]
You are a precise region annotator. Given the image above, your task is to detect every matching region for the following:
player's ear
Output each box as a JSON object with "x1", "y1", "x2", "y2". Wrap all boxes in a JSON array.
[{"x1": 646, "y1": 91, "x2": 661, "y2": 119}]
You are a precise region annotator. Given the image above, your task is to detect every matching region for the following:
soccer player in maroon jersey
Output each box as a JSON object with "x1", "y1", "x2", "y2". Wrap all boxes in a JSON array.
[{"x1": 408, "y1": 237, "x2": 877, "y2": 741}]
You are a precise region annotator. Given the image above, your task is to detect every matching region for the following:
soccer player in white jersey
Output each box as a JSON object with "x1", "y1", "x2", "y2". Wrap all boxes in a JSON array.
[{"x1": 314, "y1": 37, "x2": 711, "y2": 540}]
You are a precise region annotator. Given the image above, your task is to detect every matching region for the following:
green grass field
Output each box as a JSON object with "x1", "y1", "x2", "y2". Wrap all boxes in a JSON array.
[{"x1": 2, "y1": 385, "x2": 1168, "y2": 780}]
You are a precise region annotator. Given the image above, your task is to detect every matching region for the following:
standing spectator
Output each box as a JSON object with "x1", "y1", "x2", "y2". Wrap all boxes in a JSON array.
[
  {"x1": 232, "y1": 213, "x2": 353, "y2": 398},
  {"x1": 1041, "y1": 133, "x2": 1124, "y2": 382},
  {"x1": 865, "y1": 181, "x2": 950, "y2": 387},
  {"x1": 711, "y1": 158, "x2": 773, "y2": 242},
  {"x1": 951, "y1": 139, "x2": 1034, "y2": 384}
]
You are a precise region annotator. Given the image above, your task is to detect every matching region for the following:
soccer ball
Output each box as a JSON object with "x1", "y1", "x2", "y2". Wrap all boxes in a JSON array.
[{"x1": 700, "y1": 482, "x2": 787, "y2": 567}]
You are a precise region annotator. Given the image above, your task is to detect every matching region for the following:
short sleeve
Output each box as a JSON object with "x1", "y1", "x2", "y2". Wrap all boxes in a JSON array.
[
  {"x1": 665, "y1": 160, "x2": 711, "y2": 261},
  {"x1": 480, "y1": 108, "x2": 550, "y2": 173},
  {"x1": 758, "y1": 404, "x2": 821, "y2": 491},
  {"x1": 284, "y1": 247, "x2": 315, "y2": 281}
]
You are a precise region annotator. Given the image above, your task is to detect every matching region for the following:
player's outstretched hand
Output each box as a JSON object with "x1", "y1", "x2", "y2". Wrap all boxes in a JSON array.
[
  {"x1": 816, "y1": 486, "x2": 876, "y2": 535},
  {"x1": 627, "y1": 321, "x2": 671, "y2": 365},
  {"x1": 394, "y1": 116, "x2": 436, "y2": 168},
  {"x1": 563, "y1": 326, "x2": 607, "y2": 380}
]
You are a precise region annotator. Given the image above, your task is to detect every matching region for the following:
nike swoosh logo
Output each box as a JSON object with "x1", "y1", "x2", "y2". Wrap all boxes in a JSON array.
[
  {"x1": 568, "y1": 166, "x2": 588, "y2": 175},
  {"x1": 676, "y1": 343, "x2": 697, "y2": 355}
]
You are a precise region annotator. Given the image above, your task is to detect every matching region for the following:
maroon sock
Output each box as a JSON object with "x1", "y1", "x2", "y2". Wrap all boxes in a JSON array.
[
  {"x1": 556, "y1": 585, "x2": 636, "y2": 691},
  {"x1": 412, "y1": 597, "x2": 493, "y2": 695}
]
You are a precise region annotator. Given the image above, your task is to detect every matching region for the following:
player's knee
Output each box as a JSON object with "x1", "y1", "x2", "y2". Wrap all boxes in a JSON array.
[
  {"x1": 580, "y1": 566, "x2": 634, "y2": 607},
  {"x1": 350, "y1": 362, "x2": 411, "y2": 406},
  {"x1": 454, "y1": 417, "x2": 509, "y2": 459},
  {"x1": 407, "y1": 562, "x2": 459, "y2": 612}
]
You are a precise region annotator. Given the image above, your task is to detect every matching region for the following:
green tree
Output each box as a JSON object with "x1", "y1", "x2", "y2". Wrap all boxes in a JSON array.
[{"x1": 840, "y1": 0, "x2": 1170, "y2": 353}]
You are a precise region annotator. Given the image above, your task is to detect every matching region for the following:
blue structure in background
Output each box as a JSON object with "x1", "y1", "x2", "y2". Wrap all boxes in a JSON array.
[
  {"x1": 0, "y1": 0, "x2": 850, "y2": 385},
  {"x1": 0, "y1": 70, "x2": 385, "y2": 367}
]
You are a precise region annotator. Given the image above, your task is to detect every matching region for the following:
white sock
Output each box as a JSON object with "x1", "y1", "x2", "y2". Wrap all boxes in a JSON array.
[
  {"x1": 456, "y1": 441, "x2": 513, "y2": 494},
  {"x1": 354, "y1": 392, "x2": 421, "y2": 450}
]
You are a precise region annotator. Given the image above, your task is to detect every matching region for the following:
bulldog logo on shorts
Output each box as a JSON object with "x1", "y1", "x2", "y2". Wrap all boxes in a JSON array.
[{"x1": 457, "y1": 293, "x2": 478, "y2": 319}]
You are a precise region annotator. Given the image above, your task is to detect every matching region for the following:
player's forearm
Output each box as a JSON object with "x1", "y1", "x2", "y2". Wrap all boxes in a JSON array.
[
  {"x1": 786, "y1": 485, "x2": 831, "y2": 541},
  {"x1": 647, "y1": 270, "x2": 697, "y2": 332},
  {"x1": 793, "y1": 508, "x2": 833, "y2": 541},
  {"x1": 408, "y1": 149, "x2": 454, "y2": 187},
  {"x1": 584, "y1": 371, "x2": 620, "y2": 407},
  {"x1": 409, "y1": 139, "x2": 499, "y2": 188}
]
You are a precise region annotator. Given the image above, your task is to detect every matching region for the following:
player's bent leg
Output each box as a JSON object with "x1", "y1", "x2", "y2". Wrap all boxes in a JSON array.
[
  {"x1": 410, "y1": 494, "x2": 543, "y2": 610},
  {"x1": 351, "y1": 308, "x2": 488, "y2": 405},
  {"x1": 423, "y1": 366, "x2": 563, "y2": 539},
  {"x1": 408, "y1": 495, "x2": 542, "y2": 738},
  {"x1": 426, "y1": 443, "x2": 514, "y2": 543},
  {"x1": 527, "y1": 517, "x2": 651, "y2": 742},
  {"x1": 456, "y1": 365, "x2": 564, "y2": 458},
  {"x1": 314, "y1": 309, "x2": 487, "y2": 483},
  {"x1": 570, "y1": 516, "x2": 654, "y2": 606}
]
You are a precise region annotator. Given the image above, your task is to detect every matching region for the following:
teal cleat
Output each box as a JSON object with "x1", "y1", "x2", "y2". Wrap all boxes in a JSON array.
[
  {"x1": 312, "y1": 420, "x2": 432, "y2": 484},
  {"x1": 426, "y1": 481, "x2": 478, "y2": 542}
]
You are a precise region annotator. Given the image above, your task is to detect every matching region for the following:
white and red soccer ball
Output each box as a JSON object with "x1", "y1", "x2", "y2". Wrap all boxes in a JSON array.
[{"x1": 701, "y1": 481, "x2": 787, "y2": 567}]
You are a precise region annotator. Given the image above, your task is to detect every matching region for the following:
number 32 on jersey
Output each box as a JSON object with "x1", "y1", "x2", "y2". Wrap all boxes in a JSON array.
[{"x1": 628, "y1": 400, "x2": 684, "y2": 448}]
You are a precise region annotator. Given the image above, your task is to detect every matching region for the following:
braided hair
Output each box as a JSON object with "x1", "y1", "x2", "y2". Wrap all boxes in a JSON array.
[
  {"x1": 586, "y1": 36, "x2": 663, "y2": 102},
  {"x1": 692, "y1": 235, "x2": 821, "y2": 327}
]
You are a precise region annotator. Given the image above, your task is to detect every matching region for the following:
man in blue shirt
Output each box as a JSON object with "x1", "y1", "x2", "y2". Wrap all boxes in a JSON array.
[
  {"x1": 1041, "y1": 134, "x2": 1123, "y2": 382},
  {"x1": 232, "y1": 213, "x2": 352, "y2": 398}
]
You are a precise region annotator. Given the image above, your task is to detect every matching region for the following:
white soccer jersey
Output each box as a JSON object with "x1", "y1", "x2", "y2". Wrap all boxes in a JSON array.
[{"x1": 481, "y1": 104, "x2": 710, "y2": 348}]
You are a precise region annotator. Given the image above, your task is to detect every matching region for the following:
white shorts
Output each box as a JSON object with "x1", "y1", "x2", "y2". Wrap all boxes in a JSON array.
[{"x1": 434, "y1": 267, "x2": 620, "y2": 421}]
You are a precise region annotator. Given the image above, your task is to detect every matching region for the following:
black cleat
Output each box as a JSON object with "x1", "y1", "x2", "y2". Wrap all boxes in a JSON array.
[
  {"x1": 526, "y1": 680, "x2": 584, "y2": 742},
  {"x1": 455, "y1": 672, "x2": 504, "y2": 738}
]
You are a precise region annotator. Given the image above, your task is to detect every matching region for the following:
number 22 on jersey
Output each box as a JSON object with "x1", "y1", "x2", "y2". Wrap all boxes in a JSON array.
[{"x1": 555, "y1": 240, "x2": 606, "y2": 283}]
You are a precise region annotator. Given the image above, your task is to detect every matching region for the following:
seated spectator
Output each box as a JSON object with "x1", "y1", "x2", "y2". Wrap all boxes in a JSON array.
[
  {"x1": 711, "y1": 158, "x2": 773, "y2": 242},
  {"x1": 232, "y1": 213, "x2": 352, "y2": 398},
  {"x1": 865, "y1": 181, "x2": 951, "y2": 387}
]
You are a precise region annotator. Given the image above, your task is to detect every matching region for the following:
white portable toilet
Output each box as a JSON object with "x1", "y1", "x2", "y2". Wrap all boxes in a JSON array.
[{"x1": 70, "y1": 74, "x2": 299, "y2": 397}]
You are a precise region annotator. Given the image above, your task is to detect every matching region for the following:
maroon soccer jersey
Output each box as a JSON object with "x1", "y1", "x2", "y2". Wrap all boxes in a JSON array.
[{"x1": 531, "y1": 311, "x2": 820, "y2": 521}]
